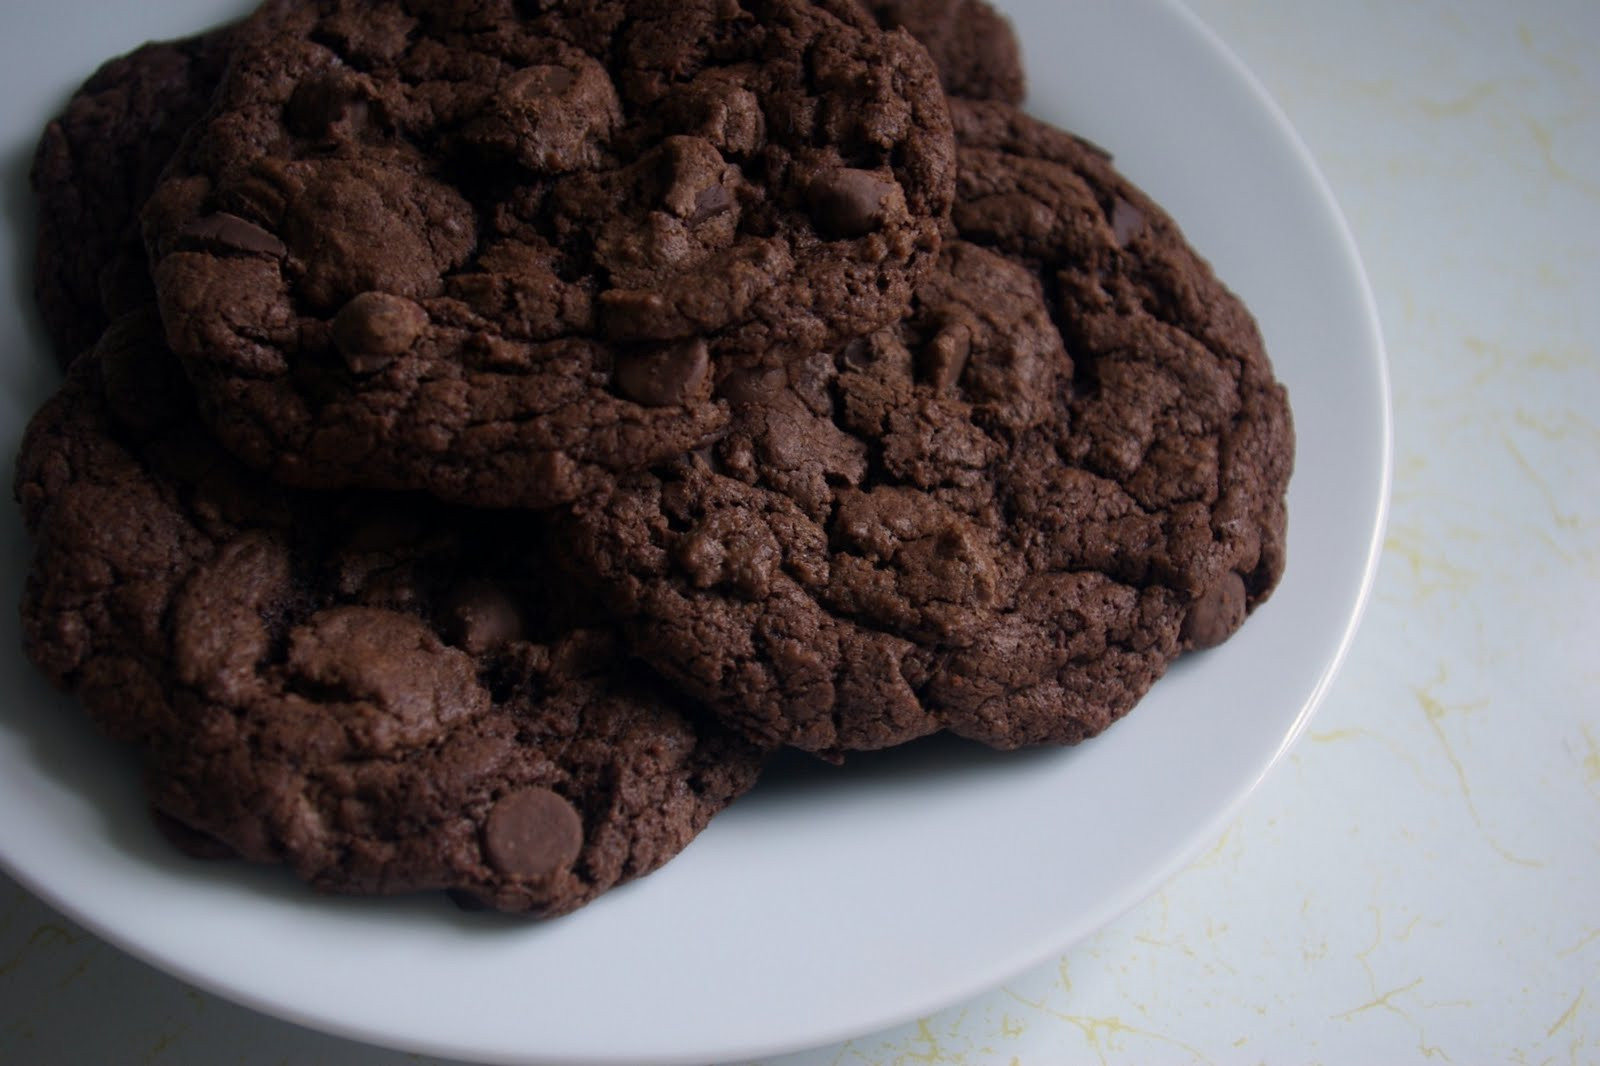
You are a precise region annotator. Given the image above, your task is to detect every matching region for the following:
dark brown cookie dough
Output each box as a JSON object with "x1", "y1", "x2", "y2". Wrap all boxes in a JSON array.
[
  {"x1": 30, "y1": 26, "x2": 236, "y2": 366},
  {"x1": 143, "y1": 0, "x2": 957, "y2": 509},
  {"x1": 859, "y1": 0, "x2": 1025, "y2": 104},
  {"x1": 948, "y1": 99, "x2": 1291, "y2": 636},
  {"x1": 563, "y1": 102, "x2": 1292, "y2": 756},
  {"x1": 13, "y1": 317, "x2": 763, "y2": 916}
]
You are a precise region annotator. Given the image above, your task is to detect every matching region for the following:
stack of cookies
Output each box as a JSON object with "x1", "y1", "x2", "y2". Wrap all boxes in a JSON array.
[{"x1": 16, "y1": 0, "x2": 1292, "y2": 917}]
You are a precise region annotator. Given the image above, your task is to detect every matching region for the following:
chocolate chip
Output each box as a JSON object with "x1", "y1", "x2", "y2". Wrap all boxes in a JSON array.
[
  {"x1": 658, "y1": 136, "x2": 735, "y2": 224},
  {"x1": 920, "y1": 322, "x2": 971, "y2": 391},
  {"x1": 689, "y1": 182, "x2": 734, "y2": 225},
  {"x1": 1111, "y1": 197, "x2": 1144, "y2": 246},
  {"x1": 177, "y1": 212, "x2": 286, "y2": 258},
  {"x1": 840, "y1": 336, "x2": 876, "y2": 370},
  {"x1": 484, "y1": 788, "x2": 583, "y2": 881},
  {"x1": 331, "y1": 292, "x2": 428, "y2": 373},
  {"x1": 808, "y1": 168, "x2": 901, "y2": 238},
  {"x1": 1180, "y1": 571, "x2": 1247, "y2": 649},
  {"x1": 614, "y1": 339, "x2": 711, "y2": 406}
]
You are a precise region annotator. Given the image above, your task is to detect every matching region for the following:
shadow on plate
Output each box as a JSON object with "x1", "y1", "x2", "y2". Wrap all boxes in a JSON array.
[{"x1": 738, "y1": 729, "x2": 1076, "y2": 812}]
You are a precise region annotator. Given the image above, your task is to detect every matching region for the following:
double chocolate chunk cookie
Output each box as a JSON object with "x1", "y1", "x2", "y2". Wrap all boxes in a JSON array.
[
  {"x1": 144, "y1": 0, "x2": 956, "y2": 509},
  {"x1": 950, "y1": 98, "x2": 1291, "y2": 650},
  {"x1": 15, "y1": 319, "x2": 763, "y2": 915},
  {"x1": 563, "y1": 101, "x2": 1292, "y2": 755},
  {"x1": 31, "y1": 27, "x2": 236, "y2": 365}
]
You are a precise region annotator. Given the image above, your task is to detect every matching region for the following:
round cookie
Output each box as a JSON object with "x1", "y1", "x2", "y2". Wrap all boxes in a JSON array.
[
  {"x1": 858, "y1": 0, "x2": 1025, "y2": 104},
  {"x1": 143, "y1": 0, "x2": 957, "y2": 509},
  {"x1": 949, "y1": 98, "x2": 1291, "y2": 648},
  {"x1": 562, "y1": 102, "x2": 1292, "y2": 756},
  {"x1": 31, "y1": 26, "x2": 236, "y2": 366},
  {"x1": 14, "y1": 316, "x2": 764, "y2": 916}
]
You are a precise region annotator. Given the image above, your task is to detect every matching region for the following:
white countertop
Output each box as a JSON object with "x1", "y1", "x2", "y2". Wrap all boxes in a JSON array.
[{"x1": 3, "y1": 0, "x2": 1597, "y2": 1063}]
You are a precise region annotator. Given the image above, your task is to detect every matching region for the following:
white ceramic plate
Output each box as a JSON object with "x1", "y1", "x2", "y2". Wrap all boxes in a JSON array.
[{"x1": 0, "y1": 1, "x2": 1389, "y2": 1063}]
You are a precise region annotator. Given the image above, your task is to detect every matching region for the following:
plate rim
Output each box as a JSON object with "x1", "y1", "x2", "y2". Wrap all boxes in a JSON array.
[{"x1": 0, "y1": 0, "x2": 1392, "y2": 1062}]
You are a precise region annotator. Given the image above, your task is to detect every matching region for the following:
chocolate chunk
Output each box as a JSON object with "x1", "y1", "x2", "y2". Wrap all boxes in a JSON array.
[
  {"x1": 614, "y1": 339, "x2": 711, "y2": 407},
  {"x1": 177, "y1": 212, "x2": 286, "y2": 257},
  {"x1": 840, "y1": 335, "x2": 877, "y2": 370},
  {"x1": 1181, "y1": 571, "x2": 1248, "y2": 650},
  {"x1": 808, "y1": 168, "x2": 902, "y2": 238},
  {"x1": 689, "y1": 181, "x2": 734, "y2": 225},
  {"x1": 331, "y1": 291, "x2": 427, "y2": 373},
  {"x1": 1111, "y1": 197, "x2": 1144, "y2": 245},
  {"x1": 920, "y1": 321, "x2": 971, "y2": 391},
  {"x1": 484, "y1": 787, "x2": 584, "y2": 882},
  {"x1": 658, "y1": 136, "x2": 737, "y2": 223}
]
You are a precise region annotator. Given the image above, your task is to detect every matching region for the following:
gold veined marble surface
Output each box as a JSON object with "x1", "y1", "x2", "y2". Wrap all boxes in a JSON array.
[{"x1": 2, "y1": 0, "x2": 1597, "y2": 1062}]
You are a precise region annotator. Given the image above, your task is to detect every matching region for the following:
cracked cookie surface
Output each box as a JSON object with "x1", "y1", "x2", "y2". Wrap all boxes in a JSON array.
[
  {"x1": 144, "y1": 0, "x2": 956, "y2": 509},
  {"x1": 13, "y1": 316, "x2": 764, "y2": 916},
  {"x1": 563, "y1": 101, "x2": 1292, "y2": 756}
]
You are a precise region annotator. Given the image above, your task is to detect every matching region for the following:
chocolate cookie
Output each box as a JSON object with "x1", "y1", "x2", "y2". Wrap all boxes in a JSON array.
[
  {"x1": 14, "y1": 315, "x2": 763, "y2": 915},
  {"x1": 563, "y1": 102, "x2": 1292, "y2": 755},
  {"x1": 142, "y1": 0, "x2": 957, "y2": 509},
  {"x1": 30, "y1": 26, "x2": 236, "y2": 365},
  {"x1": 859, "y1": 0, "x2": 1025, "y2": 104},
  {"x1": 948, "y1": 98, "x2": 1291, "y2": 648}
]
